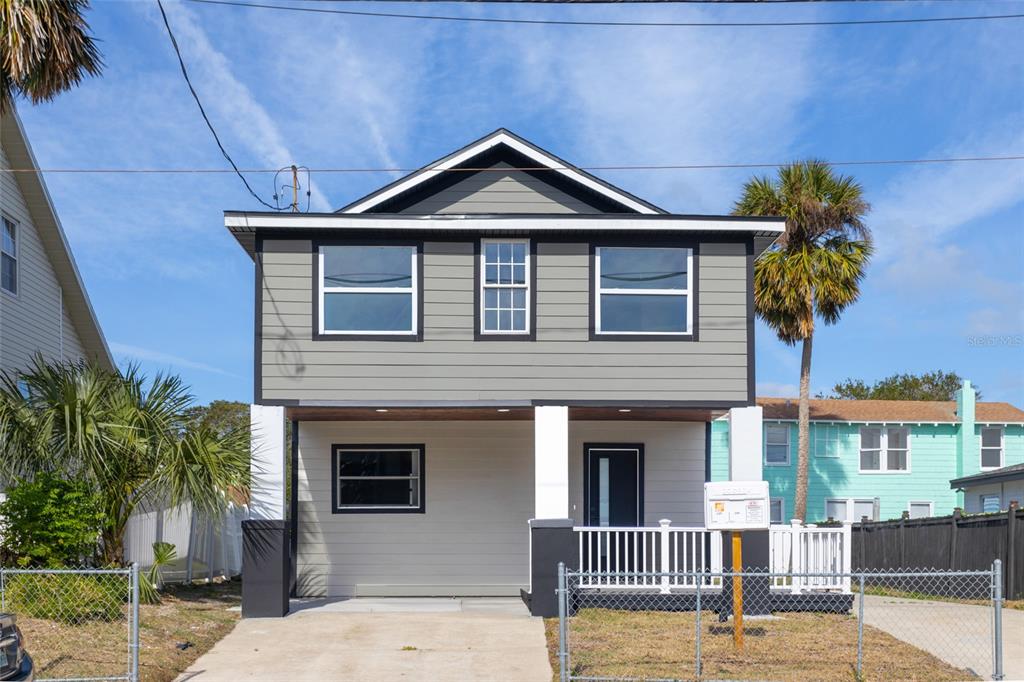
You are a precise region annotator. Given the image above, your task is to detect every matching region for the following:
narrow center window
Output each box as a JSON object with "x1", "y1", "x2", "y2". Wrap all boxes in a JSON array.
[
  {"x1": 481, "y1": 240, "x2": 529, "y2": 334},
  {"x1": 319, "y1": 245, "x2": 417, "y2": 335},
  {"x1": 1, "y1": 216, "x2": 16, "y2": 295},
  {"x1": 595, "y1": 246, "x2": 691, "y2": 335}
]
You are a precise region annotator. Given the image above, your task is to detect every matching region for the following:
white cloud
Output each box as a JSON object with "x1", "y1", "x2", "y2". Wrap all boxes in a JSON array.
[
  {"x1": 110, "y1": 342, "x2": 239, "y2": 378},
  {"x1": 151, "y1": 2, "x2": 333, "y2": 211},
  {"x1": 757, "y1": 381, "x2": 799, "y2": 398}
]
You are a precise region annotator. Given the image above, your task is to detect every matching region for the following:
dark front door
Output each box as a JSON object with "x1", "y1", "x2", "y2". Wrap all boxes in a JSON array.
[{"x1": 584, "y1": 444, "x2": 643, "y2": 527}]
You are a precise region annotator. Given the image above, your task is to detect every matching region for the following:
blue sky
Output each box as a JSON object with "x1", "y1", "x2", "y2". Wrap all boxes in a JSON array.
[{"x1": 13, "y1": 0, "x2": 1024, "y2": 405}]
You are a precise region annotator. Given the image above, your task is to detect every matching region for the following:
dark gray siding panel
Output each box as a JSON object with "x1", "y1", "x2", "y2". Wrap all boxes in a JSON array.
[{"x1": 260, "y1": 238, "x2": 750, "y2": 403}]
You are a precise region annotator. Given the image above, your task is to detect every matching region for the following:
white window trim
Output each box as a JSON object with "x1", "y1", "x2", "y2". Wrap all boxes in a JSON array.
[
  {"x1": 770, "y1": 497, "x2": 786, "y2": 524},
  {"x1": 594, "y1": 246, "x2": 693, "y2": 336},
  {"x1": 764, "y1": 424, "x2": 791, "y2": 467},
  {"x1": 979, "y1": 426, "x2": 1004, "y2": 471},
  {"x1": 825, "y1": 498, "x2": 876, "y2": 522},
  {"x1": 1, "y1": 214, "x2": 17, "y2": 298},
  {"x1": 317, "y1": 246, "x2": 418, "y2": 336},
  {"x1": 479, "y1": 238, "x2": 531, "y2": 335},
  {"x1": 813, "y1": 424, "x2": 841, "y2": 458},
  {"x1": 333, "y1": 446, "x2": 424, "y2": 511},
  {"x1": 907, "y1": 501, "x2": 933, "y2": 519},
  {"x1": 858, "y1": 426, "x2": 912, "y2": 474}
]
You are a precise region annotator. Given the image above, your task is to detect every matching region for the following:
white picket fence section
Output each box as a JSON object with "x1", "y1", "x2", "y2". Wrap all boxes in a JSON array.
[
  {"x1": 574, "y1": 519, "x2": 852, "y2": 594},
  {"x1": 575, "y1": 520, "x2": 724, "y2": 592},
  {"x1": 770, "y1": 520, "x2": 852, "y2": 593},
  {"x1": 124, "y1": 502, "x2": 247, "y2": 583}
]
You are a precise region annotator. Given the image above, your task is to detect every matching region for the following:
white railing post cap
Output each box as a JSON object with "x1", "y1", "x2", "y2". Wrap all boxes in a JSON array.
[{"x1": 659, "y1": 519, "x2": 672, "y2": 528}]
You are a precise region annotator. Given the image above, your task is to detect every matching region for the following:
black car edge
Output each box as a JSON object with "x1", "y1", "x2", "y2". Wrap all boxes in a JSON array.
[{"x1": 0, "y1": 614, "x2": 33, "y2": 681}]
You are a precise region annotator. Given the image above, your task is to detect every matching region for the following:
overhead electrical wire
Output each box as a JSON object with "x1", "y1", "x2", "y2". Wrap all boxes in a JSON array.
[
  {"x1": 155, "y1": 0, "x2": 286, "y2": 210},
  {"x1": 185, "y1": 0, "x2": 1024, "y2": 27},
  {"x1": 3, "y1": 155, "x2": 1022, "y2": 174}
]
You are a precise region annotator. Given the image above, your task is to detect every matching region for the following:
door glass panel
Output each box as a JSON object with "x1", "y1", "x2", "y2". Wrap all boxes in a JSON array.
[{"x1": 598, "y1": 458, "x2": 610, "y2": 527}]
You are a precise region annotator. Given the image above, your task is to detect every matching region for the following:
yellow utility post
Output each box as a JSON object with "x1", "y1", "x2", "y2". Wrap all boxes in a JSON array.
[{"x1": 731, "y1": 530, "x2": 744, "y2": 650}]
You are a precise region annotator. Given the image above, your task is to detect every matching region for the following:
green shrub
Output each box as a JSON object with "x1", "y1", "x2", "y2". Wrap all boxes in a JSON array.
[
  {"x1": 0, "y1": 473, "x2": 106, "y2": 567},
  {"x1": 3, "y1": 573, "x2": 125, "y2": 622}
]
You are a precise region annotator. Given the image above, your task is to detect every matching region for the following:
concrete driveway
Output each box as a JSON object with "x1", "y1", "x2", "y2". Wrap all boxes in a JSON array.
[
  {"x1": 176, "y1": 598, "x2": 552, "y2": 682},
  {"x1": 861, "y1": 595, "x2": 1023, "y2": 681}
]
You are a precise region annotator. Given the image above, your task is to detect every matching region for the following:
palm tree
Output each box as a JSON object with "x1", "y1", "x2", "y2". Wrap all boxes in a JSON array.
[
  {"x1": 734, "y1": 161, "x2": 872, "y2": 522},
  {"x1": 1, "y1": 0, "x2": 103, "y2": 111},
  {"x1": 0, "y1": 357, "x2": 249, "y2": 564}
]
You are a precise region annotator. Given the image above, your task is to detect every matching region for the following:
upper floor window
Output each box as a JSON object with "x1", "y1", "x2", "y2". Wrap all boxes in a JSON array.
[
  {"x1": 595, "y1": 246, "x2": 691, "y2": 335},
  {"x1": 318, "y1": 245, "x2": 418, "y2": 336},
  {"x1": 859, "y1": 426, "x2": 910, "y2": 473},
  {"x1": 813, "y1": 424, "x2": 841, "y2": 458},
  {"x1": 980, "y1": 426, "x2": 1003, "y2": 470},
  {"x1": 764, "y1": 424, "x2": 791, "y2": 466},
  {"x1": 1, "y1": 215, "x2": 16, "y2": 295},
  {"x1": 480, "y1": 240, "x2": 530, "y2": 335}
]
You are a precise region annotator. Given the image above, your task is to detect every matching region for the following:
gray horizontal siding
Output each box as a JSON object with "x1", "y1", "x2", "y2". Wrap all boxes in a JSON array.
[
  {"x1": 0, "y1": 145, "x2": 86, "y2": 376},
  {"x1": 260, "y1": 237, "x2": 750, "y2": 403},
  {"x1": 295, "y1": 420, "x2": 707, "y2": 597},
  {"x1": 399, "y1": 162, "x2": 600, "y2": 214}
]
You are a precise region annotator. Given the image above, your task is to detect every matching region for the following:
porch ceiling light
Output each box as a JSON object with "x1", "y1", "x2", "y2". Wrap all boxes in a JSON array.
[
  {"x1": 618, "y1": 408, "x2": 632, "y2": 413},
  {"x1": 375, "y1": 408, "x2": 389, "y2": 413},
  {"x1": 497, "y1": 408, "x2": 511, "y2": 413}
]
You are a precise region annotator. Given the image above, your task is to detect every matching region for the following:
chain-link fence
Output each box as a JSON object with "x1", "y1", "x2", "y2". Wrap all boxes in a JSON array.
[
  {"x1": 0, "y1": 565, "x2": 139, "y2": 682},
  {"x1": 557, "y1": 561, "x2": 1004, "y2": 682}
]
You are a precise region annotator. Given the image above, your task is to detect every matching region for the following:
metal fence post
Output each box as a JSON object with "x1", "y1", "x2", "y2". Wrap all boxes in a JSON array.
[
  {"x1": 857, "y1": 573, "x2": 865, "y2": 678},
  {"x1": 0, "y1": 568, "x2": 5, "y2": 612},
  {"x1": 993, "y1": 559, "x2": 1004, "y2": 681},
  {"x1": 131, "y1": 563, "x2": 141, "y2": 682},
  {"x1": 695, "y1": 572, "x2": 702, "y2": 678},
  {"x1": 557, "y1": 561, "x2": 568, "y2": 682}
]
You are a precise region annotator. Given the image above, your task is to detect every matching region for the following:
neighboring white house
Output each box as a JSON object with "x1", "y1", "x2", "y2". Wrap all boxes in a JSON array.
[
  {"x1": 951, "y1": 463, "x2": 1024, "y2": 513},
  {"x1": 0, "y1": 106, "x2": 113, "y2": 378},
  {"x1": 229, "y1": 129, "x2": 782, "y2": 616}
]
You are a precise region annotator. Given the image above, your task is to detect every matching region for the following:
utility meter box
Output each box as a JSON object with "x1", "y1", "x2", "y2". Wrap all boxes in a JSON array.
[{"x1": 704, "y1": 481, "x2": 770, "y2": 531}]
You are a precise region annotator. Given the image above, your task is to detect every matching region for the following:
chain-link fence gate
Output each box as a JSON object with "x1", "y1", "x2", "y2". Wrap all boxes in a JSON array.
[
  {"x1": 1, "y1": 565, "x2": 140, "y2": 681},
  {"x1": 557, "y1": 561, "x2": 1004, "y2": 682}
]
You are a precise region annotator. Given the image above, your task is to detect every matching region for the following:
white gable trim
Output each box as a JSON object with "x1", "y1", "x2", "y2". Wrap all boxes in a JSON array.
[{"x1": 341, "y1": 131, "x2": 660, "y2": 215}]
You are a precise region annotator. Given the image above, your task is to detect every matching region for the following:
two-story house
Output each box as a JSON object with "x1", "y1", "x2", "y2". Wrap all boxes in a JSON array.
[
  {"x1": 0, "y1": 106, "x2": 113, "y2": 380},
  {"x1": 710, "y1": 381, "x2": 1024, "y2": 523},
  {"x1": 230, "y1": 130, "x2": 783, "y2": 617}
]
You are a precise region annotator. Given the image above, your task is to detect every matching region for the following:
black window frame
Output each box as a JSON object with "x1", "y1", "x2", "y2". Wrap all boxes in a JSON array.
[
  {"x1": 312, "y1": 239, "x2": 425, "y2": 342},
  {"x1": 330, "y1": 443, "x2": 426, "y2": 514}
]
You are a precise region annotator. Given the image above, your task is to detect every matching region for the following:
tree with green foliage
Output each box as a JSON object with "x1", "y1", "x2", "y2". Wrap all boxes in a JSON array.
[
  {"x1": 734, "y1": 161, "x2": 872, "y2": 522},
  {"x1": 824, "y1": 370, "x2": 975, "y2": 401},
  {"x1": 0, "y1": 357, "x2": 250, "y2": 565},
  {"x1": 183, "y1": 400, "x2": 250, "y2": 440},
  {"x1": 1, "y1": 0, "x2": 102, "y2": 111},
  {"x1": 0, "y1": 472, "x2": 105, "y2": 567}
]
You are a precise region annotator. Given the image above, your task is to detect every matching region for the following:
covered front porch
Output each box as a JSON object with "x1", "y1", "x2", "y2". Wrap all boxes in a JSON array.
[{"x1": 243, "y1": 403, "x2": 770, "y2": 617}]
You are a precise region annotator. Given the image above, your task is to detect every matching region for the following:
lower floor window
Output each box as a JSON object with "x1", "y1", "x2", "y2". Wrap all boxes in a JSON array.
[
  {"x1": 770, "y1": 498, "x2": 785, "y2": 524},
  {"x1": 332, "y1": 444, "x2": 425, "y2": 513},
  {"x1": 826, "y1": 498, "x2": 876, "y2": 522},
  {"x1": 907, "y1": 501, "x2": 932, "y2": 519},
  {"x1": 980, "y1": 494, "x2": 1001, "y2": 513}
]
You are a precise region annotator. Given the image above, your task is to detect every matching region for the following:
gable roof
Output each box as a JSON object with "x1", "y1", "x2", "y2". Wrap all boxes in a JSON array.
[
  {"x1": 338, "y1": 128, "x2": 666, "y2": 215},
  {"x1": 1, "y1": 106, "x2": 114, "y2": 371},
  {"x1": 758, "y1": 397, "x2": 1024, "y2": 424}
]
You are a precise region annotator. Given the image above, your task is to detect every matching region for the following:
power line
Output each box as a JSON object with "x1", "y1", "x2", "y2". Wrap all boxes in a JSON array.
[
  {"x1": 155, "y1": 0, "x2": 284, "y2": 210},
  {"x1": 186, "y1": 0, "x2": 1024, "y2": 26},
  {"x1": 314, "y1": 0, "x2": 1016, "y2": 3},
  {"x1": 4, "y1": 155, "x2": 1023, "y2": 174}
]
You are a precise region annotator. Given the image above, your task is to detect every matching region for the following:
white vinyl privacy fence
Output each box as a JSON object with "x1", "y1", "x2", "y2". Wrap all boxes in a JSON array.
[{"x1": 123, "y1": 503, "x2": 246, "y2": 583}]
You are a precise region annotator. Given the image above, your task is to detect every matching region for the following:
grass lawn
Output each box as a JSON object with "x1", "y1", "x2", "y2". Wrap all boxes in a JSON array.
[
  {"x1": 18, "y1": 579, "x2": 241, "y2": 682},
  {"x1": 544, "y1": 608, "x2": 977, "y2": 681}
]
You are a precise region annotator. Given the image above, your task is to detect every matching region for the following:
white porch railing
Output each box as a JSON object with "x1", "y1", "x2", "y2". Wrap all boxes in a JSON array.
[
  {"x1": 575, "y1": 520, "x2": 723, "y2": 592},
  {"x1": 770, "y1": 520, "x2": 852, "y2": 593}
]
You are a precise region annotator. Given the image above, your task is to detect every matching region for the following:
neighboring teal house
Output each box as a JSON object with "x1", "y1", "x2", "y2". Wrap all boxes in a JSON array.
[{"x1": 710, "y1": 382, "x2": 1024, "y2": 523}]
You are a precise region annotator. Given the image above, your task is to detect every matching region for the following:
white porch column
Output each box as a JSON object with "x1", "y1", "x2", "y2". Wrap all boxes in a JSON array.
[
  {"x1": 534, "y1": 405, "x2": 570, "y2": 519},
  {"x1": 250, "y1": 404, "x2": 286, "y2": 520},
  {"x1": 728, "y1": 405, "x2": 763, "y2": 482}
]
